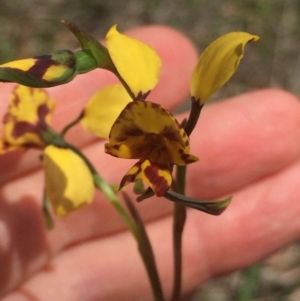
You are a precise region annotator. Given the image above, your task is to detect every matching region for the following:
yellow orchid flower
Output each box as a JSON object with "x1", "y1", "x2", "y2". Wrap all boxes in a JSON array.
[
  {"x1": 0, "y1": 85, "x2": 95, "y2": 216},
  {"x1": 105, "y1": 101, "x2": 198, "y2": 196},
  {"x1": 81, "y1": 29, "x2": 258, "y2": 140},
  {"x1": 81, "y1": 28, "x2": 258, "y2": 197},
  {"x1": 0, "y1": 85, "x2": 55, "y2": 152}
]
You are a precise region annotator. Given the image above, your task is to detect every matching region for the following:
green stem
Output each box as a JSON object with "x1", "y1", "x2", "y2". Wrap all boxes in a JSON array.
[
  {"x1": 123, "y1": 193, "x2": 165, "y2": 301},
  {"x1": 169, "y1": 97, "x2": 204, "y2": 299},
  {"x1": 94, "y1": 174, "x2": 137, "y2": 236},
  {"x1": 60, "y1": 111, "x2": 84, "y2": 137},
  {"x1": 171, "y1": 166, "x2": 187, "y2": 301}
]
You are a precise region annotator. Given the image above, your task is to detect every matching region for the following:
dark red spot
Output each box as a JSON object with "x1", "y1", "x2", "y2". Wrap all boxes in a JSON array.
[
  {"x1": 12, "y1": 121, "x2": 40, "y2": 139},
  {"x1": 119, "y1": 163, "x2": 142, "y2": 189},
  {"x1": 105, "y1": 144, "x2": 120, "y2": 156},
  {"x1": 3, "y1": 112, "x2": 12, "y2": 124},
  {"x1": 160, "y1": 126, "x2": 179, "y2": 142},
  {"x1": 37, "y1": 104, "x2": 50, "y2": 124},
  {"x1": 12, "y1": 92, "x2": 20, "y2": 107},
  {"x1": 28, "y1": 55, "x2": 56, "y2": 79},
  {"x1": 124, "y1": 127, "x2": 143, "y2": 136},
  {"x1": 144, "y1": 164, "x2": 170, "y2": 197}
]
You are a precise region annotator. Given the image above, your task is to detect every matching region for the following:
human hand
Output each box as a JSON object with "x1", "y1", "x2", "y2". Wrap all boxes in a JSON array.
[{"x1": 1, "y1": 25, "x2": 300, "y2": 301}]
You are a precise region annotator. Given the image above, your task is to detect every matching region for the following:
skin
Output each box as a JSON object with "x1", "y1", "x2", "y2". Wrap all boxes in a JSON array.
[{"x1": 0, "y1": 25, "x2": 300, "y2": 301}]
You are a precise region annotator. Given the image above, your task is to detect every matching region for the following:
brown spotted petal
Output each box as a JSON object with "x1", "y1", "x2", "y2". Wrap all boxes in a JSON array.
[
  {"x1": 105, "y1": 136, "x2": 152, "y2": 159},
  {"x1": 107, "y1": 100, "x2": 199, "y2": 165},
  {"x1": 120, "y1": 159, "x2": 172, "y2": 197},
  {"x1": 1, "y1": 85, "x2": 55, "y2": 150}
]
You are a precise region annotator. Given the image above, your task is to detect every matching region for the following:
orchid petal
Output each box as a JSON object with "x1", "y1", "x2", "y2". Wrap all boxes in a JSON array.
[
  {"x1": 43, "y1": 145, "x2": 94, "y2": 216},
  {"x1": 81, "y1": 84, "x2": 132, "y2": 138},
  {"x1": 106, "y1": 25, "x2": 161, "y2": 100},
  {"x1": 120, "y1": 159, "x2": 172, "y2": 197},
  {"x1": 106, "y1": 100, "x2": 198, "y2": 165},
  {"x1": 191, "y1": 32, "x2": 259, "y2": 105},
  {"x1": 1, "y1": 85, "x2": 55, "y2": 149}
]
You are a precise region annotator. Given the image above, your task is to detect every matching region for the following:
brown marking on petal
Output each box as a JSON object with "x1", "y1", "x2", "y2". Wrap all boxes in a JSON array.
[
  {"x1": 37, "y1": 103, "x2": 50, "y2": 126},
  {"x1": 124, "y1": 127, "x2": 143, "y2": 137},
  {"x1": 28, "y1": 55, "x2": 56, "y2": 79},
  {"x1": 114, "y1": 135, "x2": 128, "y2": 142},
  {"x1": 158, "y1": 106, "x2": 170, "y2": 116},
  {"x1": 144, "y1": 164, "x2": 170, "y2": 197},
  {"x1": 3, "y1": 112, "x2": 13, "y2": 124},
  {"x1": 12, "y1": 121, "x2": 41, "y2": 139},
  {"x1": 12, "y1": 90, "x2": 20, "y2": 108},
  {"x1": 184, "y1": 140, "x2": 189, "y2": 147},
  {"x1": 180, "y1": 153, "x2": 197, "y2": 164},
  {"x1": 10, "y1": 103, "x2": 49, "y2": 140},
  {"x1": 1, "y1": 141, "x2": 12, "y2": 151},
  {"x1": 119, "y1": 164, "x2": 142, "y2": 189},
  {"x1": 160, "y1": 126, "x2": 180, "y2": 142},
  {"x1": 135, "y1": 90, "x2": 151, "y2": 101},
  {"x1": 174, "y1": 118, "x2": 182, "y2": 128},
  {"x1": 105, "y1": 144, "x2": 120, "y2": 156},
  {"x1": 119, "y1": 174, "x2": 136, "y2": 189}
]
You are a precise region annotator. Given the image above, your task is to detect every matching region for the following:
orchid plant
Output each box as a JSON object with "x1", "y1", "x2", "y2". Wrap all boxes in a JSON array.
[{"x1": 0, "y1": 21, "x2": 258, "y2": 301}]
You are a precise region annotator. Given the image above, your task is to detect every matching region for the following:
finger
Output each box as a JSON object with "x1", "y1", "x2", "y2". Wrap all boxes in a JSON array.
[
  {"x1": 4, "y1": 160, "x2": 300, "y2": 301},
  {"x1": 187, "y1": 88, "x2": 300, "y2": 198},
  {"x1": 0, "y1": 25, "x2": 198, "y2": 183},
  {"x1": 1, "y1": 88, "x2": 300, "y2": 295},
  {"x1": 2, "y1": 88, "x2": 300, "y2": 255}
]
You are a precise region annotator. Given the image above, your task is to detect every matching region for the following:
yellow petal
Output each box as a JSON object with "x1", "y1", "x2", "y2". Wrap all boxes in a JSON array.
[
  {"x1": 109, "y1": 101, "x2": 182, "y2": 144},
  {"x1": 106, "y1": 25, "x2": 161, "y2": 100},
  {"x1": 81, "y1": 84, "x2": 132, "y2": 138},
  {"x1": 120, "y1": 159, "x2": 172, "y2": 197},
  {"x1": 9, "y1": 85, "x2": 55, "y2": 123},
  {"x1": 2, "y1": 85, "x2": 55, "y2": 148},
  {"x1": 0, "y1": 139, "x2": 19, "y2": 154},
  {"x1": 106, "y1": 100, "x2": 199, "y2": 165},
  {"x1": 191, "y1": 32, "x2": 259, "y2": 105},
  {"x1": 43, "y1": 145, "x2": 94, "y2": 216},
  {"x1": 105, "y1": 136, "x2": 146, "y2": 158},
  {"x1": 0, "y1": 58, "x2": 37, "y2": 71}
]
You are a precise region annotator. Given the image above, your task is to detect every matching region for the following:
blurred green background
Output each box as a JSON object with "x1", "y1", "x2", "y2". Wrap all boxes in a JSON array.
[{"x1": 1, "y1": 0, "x2": 300, "y2": 300}]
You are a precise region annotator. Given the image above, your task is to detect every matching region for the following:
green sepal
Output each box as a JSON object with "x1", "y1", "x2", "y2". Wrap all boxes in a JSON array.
[
  {"x1": 74, "y1": 50, "x2": 98, "y2": 73},
  {"x1": 41, "y1": 127, "x2": 68, "y2": 147},
  {"x1": 164, "y1": 190, "x2": 232, "y2": 215},
  {"x1": 62, "y1": 20, "x2": 116, "y2": 72}
]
